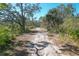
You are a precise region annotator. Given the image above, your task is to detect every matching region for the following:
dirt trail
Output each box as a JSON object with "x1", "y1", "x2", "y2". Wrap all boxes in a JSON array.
[
  {"x1": 12, "y1": 28, "x2": 79, "y2": 56},
  {"x1": 19, "y1": 28, "x2": 63, "y2": 56}
]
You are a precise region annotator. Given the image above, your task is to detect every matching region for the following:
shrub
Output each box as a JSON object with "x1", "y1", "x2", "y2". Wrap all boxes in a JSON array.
[
  {"x1": 0, "y1": 26, "x2": 12, "y2": 49},
  {"x1": 60, "y1": 17, "x2": 79, "y2": 39}
]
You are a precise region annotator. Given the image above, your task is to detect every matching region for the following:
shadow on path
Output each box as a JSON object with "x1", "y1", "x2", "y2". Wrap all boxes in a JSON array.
[{"x1": 10, "y1": 41, "x2": 51, "y2": 56}]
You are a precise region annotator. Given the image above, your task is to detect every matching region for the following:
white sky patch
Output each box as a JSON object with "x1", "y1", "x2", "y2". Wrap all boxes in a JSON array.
[{"x1": 0, "y1": 0, "x2": 79, "y2": 3}]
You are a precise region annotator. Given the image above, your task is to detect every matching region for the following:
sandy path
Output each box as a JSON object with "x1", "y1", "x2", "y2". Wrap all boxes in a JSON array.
[
  {"x1": 12, "y1": 28, "x2": 79, "y2": 56},
  {"x1": 24, "y1": 28, "x2": 63, "y2": 56}
]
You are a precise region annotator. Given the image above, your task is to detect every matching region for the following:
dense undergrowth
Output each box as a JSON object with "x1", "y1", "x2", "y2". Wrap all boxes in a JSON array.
[
  {"x1": 59, "y1": 17, "x2": 79, "y2": 46},
  {"x1": 0, "y1": 25, "x2": 14, "y2": 49}
]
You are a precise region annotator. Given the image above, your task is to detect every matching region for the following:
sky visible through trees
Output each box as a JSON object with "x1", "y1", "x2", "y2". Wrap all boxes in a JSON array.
[{"x1": 35, "y1": 3, "x2": 79, "y2": 20}]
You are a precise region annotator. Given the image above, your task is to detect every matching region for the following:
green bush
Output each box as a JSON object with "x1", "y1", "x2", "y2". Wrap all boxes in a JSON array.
[
  {"x1": 0, "y1": 26, "x2": 12, "y2": 48},
  {"x1": 60, "y1": 17, "x2": 79, "y2": 39}
]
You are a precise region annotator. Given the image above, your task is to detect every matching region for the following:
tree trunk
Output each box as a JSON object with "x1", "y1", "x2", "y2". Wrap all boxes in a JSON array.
[
  {"x1": 20, "y1": 3, "x2": 26, "y2": 33},
  {"x1": 20, "y1": 25, "x2": 26, "y2": 33}
]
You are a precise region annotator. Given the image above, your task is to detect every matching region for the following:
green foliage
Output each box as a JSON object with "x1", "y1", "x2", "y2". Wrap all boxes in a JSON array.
[
  {"x1": 0, "y1": 3, "x2": 8, "y2": 9},
  {"x1": 41, "y1": 4, "x2": 75, "y2": 33},
  {"x1": 0, "y1": 25, "x2": 15, "y2": 49},
  {"x1": 0, "y1": 26, "x2": 10, "y2": 48},
  {"x1": 60, "y1": 17, "x2": 79, "y2": 39}
]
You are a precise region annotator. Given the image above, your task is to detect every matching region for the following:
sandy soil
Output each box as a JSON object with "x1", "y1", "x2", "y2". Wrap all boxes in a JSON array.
[{"x1": 9, "y1": 28, "x2": 79, "y2": 56}]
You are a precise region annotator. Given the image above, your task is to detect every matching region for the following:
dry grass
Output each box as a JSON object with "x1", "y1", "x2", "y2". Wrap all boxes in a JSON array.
[
  {"x1": 48, "y1": 33, "x2": 79, "y2": 56},
  {"x1": 59, "y1": 34, "x2": 79, "y2": 47}
]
